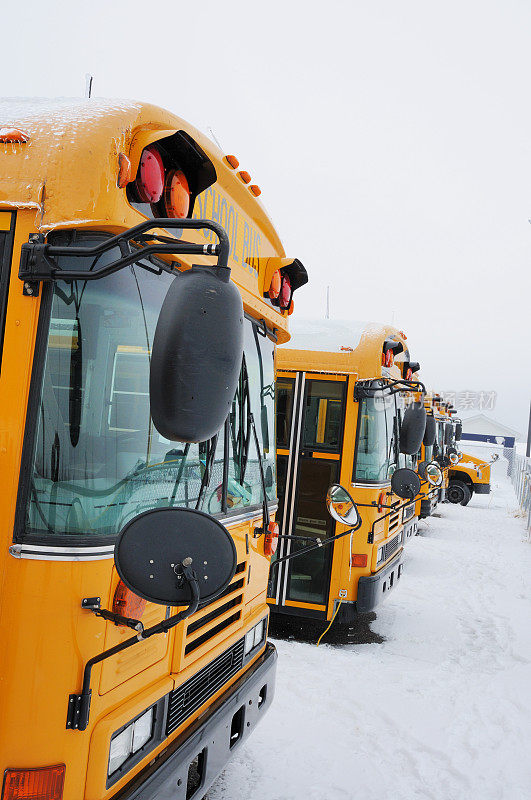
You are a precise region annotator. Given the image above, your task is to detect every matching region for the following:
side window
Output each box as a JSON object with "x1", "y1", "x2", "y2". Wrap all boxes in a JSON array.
[
  {"x1": 276, "y1": 378, "x2": 294, "y2": 449},
  {"x1": 302, "y1": 380, "x2": 344, "y2": 451}
]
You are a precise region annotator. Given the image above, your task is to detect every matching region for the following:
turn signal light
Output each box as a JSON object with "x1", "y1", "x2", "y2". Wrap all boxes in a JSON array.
[
  {"x1": 377, "y1": 491, "x2": 387, "y2": 513},
  {"x1": 135, "y1": 145, "x2": 164, "y2": 203},
  {"x1": 113, "y1": 580, "x2": 146, "y2": 621},
  {"x1": 264, "y1": 522, "x2": 279, "y2": 557},
  {"x1": 3, "y1": 765, "x2": 65, "y2": 800},
  {"x1": 350, "y1": 554, "x2": 368, "y2": 568},
  {"x1": 164, "y1": 169, "x2": 190, "y2": 219},
  {"x1": 382, "y1": 349, "x2": 394, "y2": 368},
  {"x1": 268, "y1": 270, "x2": 281, "y2": 300},
  {"x1": 0, "y1": 128, "x2": 30, "y2": 143}
]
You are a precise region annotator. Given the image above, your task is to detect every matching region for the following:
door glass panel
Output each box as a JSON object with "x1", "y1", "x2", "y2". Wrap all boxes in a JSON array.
[
  {"x1": 268, "y1": 454, "x2": 288, "y2": 598},
  {"x1": 302, "y1": 380, "x2": 344, "y2": 451},
  {"x1": 276, "y1": 378, "x2": 294, "y2": 449},
  {"x1": 286, "y1": 458, "x2": 338, "y2": 605}
]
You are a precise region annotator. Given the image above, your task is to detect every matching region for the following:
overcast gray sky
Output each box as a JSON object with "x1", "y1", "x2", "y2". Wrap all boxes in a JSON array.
[{"x1": 3, "y1": 0, "x2": 530, "y2": 434}]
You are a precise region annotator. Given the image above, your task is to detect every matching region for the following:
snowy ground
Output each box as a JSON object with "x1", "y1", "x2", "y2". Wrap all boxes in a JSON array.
[{"x1": 207, "y1": 452, "x2": 531, "y2": 800}]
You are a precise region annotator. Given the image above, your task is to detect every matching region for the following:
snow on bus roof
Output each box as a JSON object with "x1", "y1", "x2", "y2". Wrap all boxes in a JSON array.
[{"x1": 281, "y1": 319, "x2": 378, "y2": 353}]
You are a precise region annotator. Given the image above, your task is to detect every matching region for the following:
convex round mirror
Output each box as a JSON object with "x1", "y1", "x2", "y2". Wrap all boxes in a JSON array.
[
  {"x1": 449, "y1": 453, "x2": 459, "y2": 465},
  {"x1": 150, "y1": 268, "x2": 244, "y2": 443},
  {"x1": 326, "y1": 484, "x2": 362, "y2": 529},
  {"x1": 418, "y1": 460, "x2": 443, "y2": 486},
  {"x1": 115, "y1": 508, "x2": 237, "y2": 606},
  {"x1": 400, "y1": 403, "x2": 427, "y2": 455},
  {"x1": 391, "y1": 467, "x2": 421, "y2": 500}
]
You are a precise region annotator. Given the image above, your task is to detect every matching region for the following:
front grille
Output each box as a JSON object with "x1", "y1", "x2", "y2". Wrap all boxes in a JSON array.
[
  {"x1": 383, "y1": 533, "x2": 400, "y2": 561},
  {"x1": 166, "y1": 638, "x2": 245, "y2": 736},
  {"x1": 388, "y1": 512, "x2": 400, "y2": 532}
]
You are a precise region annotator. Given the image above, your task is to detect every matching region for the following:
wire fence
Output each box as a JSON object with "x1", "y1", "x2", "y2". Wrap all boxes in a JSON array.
[{"x1": 508, "y1": 450, "x2": 531, "y2": 539}]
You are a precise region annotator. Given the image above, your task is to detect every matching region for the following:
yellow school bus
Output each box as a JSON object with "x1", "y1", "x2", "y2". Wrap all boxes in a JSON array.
[
  {"x1": 415, "y1": 393, "x2": 441, "y2": 519},
  {"x1": 444, "y1": 413, "x2": 495, "y2": 505},
  {"x1": 268, "y1": 320, "x2": 436, "y2": 637},
  {"x1": 0, "y1": 99, "x2": 307, "y2": 800}
]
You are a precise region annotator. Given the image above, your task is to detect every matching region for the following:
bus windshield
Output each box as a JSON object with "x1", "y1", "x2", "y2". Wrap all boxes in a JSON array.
[
  {"x1": 353, "y1": 395, "x2": 397, "y2": 482},
  {"x1": 22, "y1": 237, "x2": 275, "y2": 542}
]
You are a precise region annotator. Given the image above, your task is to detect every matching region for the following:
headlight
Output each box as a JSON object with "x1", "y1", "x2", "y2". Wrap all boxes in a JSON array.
[
  {"x1": 376, "y1": 546, "x2": 385, "y2": 565},
  {"x1": 108, "y1": 706, "x2": 155, "y2": 776},
  {"x1": 132, "y1": 707, "x2": 154, "y2": 753},
  {"x1": 108, "y1": 726, "x2": 133, "y2": 775},
  {"x1": 245, "y1": 618, "x2": 267, "y2": 655}
]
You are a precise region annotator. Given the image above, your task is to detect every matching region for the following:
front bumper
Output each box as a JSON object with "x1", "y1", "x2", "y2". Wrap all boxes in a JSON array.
[
  {"x1": 420, "y1": 494, "x2": 437, "y2": 518},
  {"x1": 474, "y1": 482, "x2": 491, "y2": 494},
  {"x1": 357, "y1": 550, "x2": 404, "y2": 614},
  {"x1": 116, "y1": 644, "x2": 277, "y2": 800},
  {"x1": 403, "y1": 517, "x2": 418, "y2": 540}
]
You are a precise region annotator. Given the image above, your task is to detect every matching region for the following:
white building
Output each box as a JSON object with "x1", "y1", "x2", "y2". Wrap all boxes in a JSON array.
[{"x1": 459, "y1": 412, "x2": 524, "y2": 443}]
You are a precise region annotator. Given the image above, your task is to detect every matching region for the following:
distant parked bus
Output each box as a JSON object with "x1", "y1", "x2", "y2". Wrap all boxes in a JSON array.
[{"x1": 268, "y1": 320, "x2": 439, "y2": 639}]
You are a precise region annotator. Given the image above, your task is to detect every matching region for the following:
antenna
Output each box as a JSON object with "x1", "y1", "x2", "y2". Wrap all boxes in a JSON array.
[
  {"x1": 85, "y1": 74, "x2": 93, "y2": 99},
  {"x1": 326, "y1": 285, "x2": 330, "y2": 319},
  {"x1": 207, "y1": 126, "x2": 224, "y2": 151}
]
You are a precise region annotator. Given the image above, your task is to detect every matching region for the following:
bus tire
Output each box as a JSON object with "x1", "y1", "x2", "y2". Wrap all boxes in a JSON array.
[{"x1": 447, "y1": 480, "x2": 471, "y2": 506}]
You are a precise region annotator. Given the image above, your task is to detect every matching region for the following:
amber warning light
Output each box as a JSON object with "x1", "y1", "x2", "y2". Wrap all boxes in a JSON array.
[{"x1": 2, "y1": 765, "x2": 65, "y2": 800}]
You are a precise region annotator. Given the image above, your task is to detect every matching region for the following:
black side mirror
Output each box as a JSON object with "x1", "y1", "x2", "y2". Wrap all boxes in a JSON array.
[
  {"x1": 114, "y1": 508, "x2": 237, "y2": 606},
  {"x1": 423, "y1": 415, "x2": 436, "y2": 446},
  {"x1": 391, "y1": 467, "x2": 421, "y2": 500},
  {"x1": 400, "y1": 403, "x2": 427, "y2": 455},
  {"x1": 150, "y1": 267, "x2": 244, "y2": 442},
  {"x1": 455, "y1": 422, "x2": 462, "y2": 441}
]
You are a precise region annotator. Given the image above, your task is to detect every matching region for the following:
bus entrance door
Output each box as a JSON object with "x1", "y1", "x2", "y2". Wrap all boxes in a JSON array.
[{"x1": 271, "y1": 373, "x2": 346, "y2": 616}]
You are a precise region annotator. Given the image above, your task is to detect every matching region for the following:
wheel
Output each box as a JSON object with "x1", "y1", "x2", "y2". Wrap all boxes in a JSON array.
[{"x1": 447, "y1": 480, "x2": 472, "y2": 506}]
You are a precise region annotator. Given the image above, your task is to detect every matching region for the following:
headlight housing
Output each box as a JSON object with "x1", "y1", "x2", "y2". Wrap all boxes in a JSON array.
[
  {"x1": 244, "y1": 617, "x2": 267, "y2": 656},
  {"x1": 108, "y1": 706, "x2": 154, "y2": 777},
  {"x1": 376, "y1": 546, "x2": 385, "y2": 565}
]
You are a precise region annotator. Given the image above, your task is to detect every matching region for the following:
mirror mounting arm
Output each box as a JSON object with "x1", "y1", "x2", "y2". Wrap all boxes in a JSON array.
[
  {"x1": 19, "y1": 218, "x2": 231, "y2": 293},
  {"x1": 67, "y1": 562, "x2": 200, "y2": 733},
  {"x1": 80, "y1": 597, "x2": 145, "y2": 634}
]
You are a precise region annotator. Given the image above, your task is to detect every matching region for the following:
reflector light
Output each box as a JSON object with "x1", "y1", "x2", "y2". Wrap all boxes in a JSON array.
[
  {"x1": 249, "y1": 184, "x2": 261, "y2": 196},
  {"x1": 135, "y1": 145, "x2": 164, "y2": 203},
  {"x1": 350, "y1": 554, "x2": 368, "y2": 568},
  {"x1": 117, "y1": 153, "x2": 131, "y2": 189},
  {"x1": 3, "y1": 765, "x2": 65, "y2": 800},
  {"x1": 268, "y1": 270, "x2": 281, "y2": 300},
  {"x1": 113, "y1": 579, "x2": 146, "y2": 621},
  {"x1": 264, "y1": 522, "x2": 279, "y2": 557},
  {"x1": 237, "y1": 170, "x2": 251, "y2": 184},
  {"x1": 163, "y1": 169, "x2": 190, "y2": 219},
  {"x1": 0, "y1": 127, "x2": 30, "y2": 143},
  {"x1": 224, "y1": 155, "x2": 239, "y2": 169},
  {"x1": 278, "y1": 275, "x2": 292, "y2": 310}
]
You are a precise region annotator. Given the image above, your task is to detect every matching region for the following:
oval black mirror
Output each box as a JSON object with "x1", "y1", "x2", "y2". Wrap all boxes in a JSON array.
[
  {"x1": 326, "y1": 484, "x2": 361, "y2": 528},
  {"x1": 455, "y1": 422, "x2": 463, "y2": 441},
  {"x1": 423, "y1": 415, "x2": 436, "y2": 446},
  {"x1": 391, "y1": 467, "x2": 421, "y2": 499},
  {"x1": 150, "y1": 268, "x2": 244, "y2": 442},
  {"x1": 114, "y1": 508, "x2": 237, "y2": 606},
  {"x1": 444, "y1": 423, "x2": 453, "y2": 446},
  {"x1": 400, "y1": 403, "x2": 427, "y2": 455}
]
